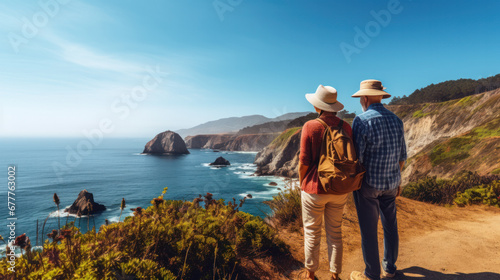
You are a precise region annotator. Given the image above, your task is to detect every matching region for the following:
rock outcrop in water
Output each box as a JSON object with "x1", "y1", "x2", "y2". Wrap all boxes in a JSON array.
[
  {"x1": 143, "y1": 131, "x2": 190, "y2": 154},
  {"x1": 209, "y1": 156, "x2": 231, "y2": 166},
  {"x1": 65, "y1": 189, "x2": 106, "y2": 215}
]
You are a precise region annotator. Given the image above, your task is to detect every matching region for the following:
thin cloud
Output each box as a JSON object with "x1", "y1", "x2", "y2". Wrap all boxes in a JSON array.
[{"x1": 45, "y1": 34, "x2": 145, "y2": 74}]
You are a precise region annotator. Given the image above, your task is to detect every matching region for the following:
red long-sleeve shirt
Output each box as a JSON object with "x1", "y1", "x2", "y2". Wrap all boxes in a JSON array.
[{"x1": 299, "y1": 112, "x2": 353, "y2": 194}]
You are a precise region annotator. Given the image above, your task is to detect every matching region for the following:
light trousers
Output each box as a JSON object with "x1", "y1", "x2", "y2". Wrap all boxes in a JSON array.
[{"x1": 301, "y1": 190, "x2": 348, "y2": 273}]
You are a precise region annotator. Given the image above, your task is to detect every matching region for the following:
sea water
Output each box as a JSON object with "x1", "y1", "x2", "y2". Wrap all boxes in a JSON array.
[{"x1": 0, "y1": 138, "x2": 289, "y2": 251}]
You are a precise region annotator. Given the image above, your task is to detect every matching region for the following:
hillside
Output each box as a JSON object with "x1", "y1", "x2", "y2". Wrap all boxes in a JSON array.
[
  {"x1": 177, "y1": 112, "x2": 309, "y2": 138},
  {"x1": 254, "y1": 89, "x2": 500, "y2": 183},
  {"x1": 389, "y1": 73, "x2": 500, "y2": 105},
  {"x1": 387, "y1": 89, "x2": 500, "y2": 184}
]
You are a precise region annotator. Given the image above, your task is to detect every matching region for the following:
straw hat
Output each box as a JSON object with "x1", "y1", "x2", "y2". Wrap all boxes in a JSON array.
[
  {"x1": 305, "y1": 85, "x2": 344, "y2": 112},
  {"x1": 351, "y1": 79, "x2": 391, "y2": 99}
]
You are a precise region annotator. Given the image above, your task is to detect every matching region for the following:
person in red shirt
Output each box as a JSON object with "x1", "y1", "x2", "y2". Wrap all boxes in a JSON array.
[{"x1": 299, "y1": 85, "x2": 352, "y2": 280}]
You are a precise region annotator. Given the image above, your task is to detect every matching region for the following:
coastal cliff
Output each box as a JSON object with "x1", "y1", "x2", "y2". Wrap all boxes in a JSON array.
[
  {"x1": 185, "y1": 134, "x2": 234, "y2": 149},
  {"x1": 391, "y1": 89, "x2": 500, "y2": 184},
  {"x1": 185, "y1": 133, "x2": 281, "y2": 151},
  {"x1": 254, "y1": 128, "x2": 302, "y2": 178},
  {"x1": 143, "y1": 130, "x2": 190, "y2": 154}
]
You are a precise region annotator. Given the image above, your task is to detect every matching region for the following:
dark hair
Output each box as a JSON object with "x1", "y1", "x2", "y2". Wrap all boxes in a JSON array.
[{"x1": 318, "y1": 110, "x2": 337, "y2": 117}]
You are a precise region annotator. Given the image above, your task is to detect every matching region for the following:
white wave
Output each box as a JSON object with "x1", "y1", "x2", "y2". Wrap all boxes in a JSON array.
[
  {"x1": 238, "y1": 164, "x2": 257, "y2": 170},
  {"x1": 233, "y1": 171, "x2": 254, "y2": 175},
  {"x1": 201, "y1": 163, "x2": 221, "y2": 170},
  {"x1": 237, "y1": 173, "x2": 259, "y2": 179},
  {"x1": 48, "y1": 205, "x2": 75, "y2": 218},
  {"x1": 238, "y1": 188, "x2": 281, "y2": 200}
]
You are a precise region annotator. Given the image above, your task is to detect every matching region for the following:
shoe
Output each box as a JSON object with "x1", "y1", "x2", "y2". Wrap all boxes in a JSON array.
[
  {"x1": 381, "y1": 270, "x2": 396, "y2": 278},
  {"x1": 350, "y1": 271, "x2": 371, "y2": 280},
  {"x1": 298, "y1": 269, "x2": 315, "y2": 279}
]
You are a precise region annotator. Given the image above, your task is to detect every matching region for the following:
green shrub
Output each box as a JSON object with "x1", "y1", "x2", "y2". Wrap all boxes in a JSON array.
[
  {"x1": 0, "y1": 190, "x2": 288, "y2": 280},
  {"x1": 271, "y1": 127, "x2": 301, "y2": 147},
  {"x1": 264, "y1": 181, "x2": 302, "y2": 231},
  {"x1": 412, "y1": 109, "x2": 430, "y2": 118},
  {"x1": 402, "y1": 171, "x2": 500, "y2": 205},
  {"x1": 454, "y1": 180, "x2": 500, "y2": 207},
  {"x1": 430, "y1": 137, "x2": 475, "y2": 166}
]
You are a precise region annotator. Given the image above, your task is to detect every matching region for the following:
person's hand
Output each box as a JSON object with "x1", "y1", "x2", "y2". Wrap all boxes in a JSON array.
[{"x1": 396, "y1": 185, "x2": 401, "y2": 197}]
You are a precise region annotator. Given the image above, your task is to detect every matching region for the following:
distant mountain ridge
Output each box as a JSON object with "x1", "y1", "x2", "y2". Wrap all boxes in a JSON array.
[
  {"x1": 389, "y1": 73, "x2": 500, "y2": 105},
  {"x1": 176, "y1": 112, "x2": 309, "y2": 138}
]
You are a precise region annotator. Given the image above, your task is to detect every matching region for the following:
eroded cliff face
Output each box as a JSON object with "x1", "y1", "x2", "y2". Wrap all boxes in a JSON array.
[
  {"x1": 388, "y1": 89, "x2": 500, "y2": 159},
  {"x1": 185, "y1": 133, "x2": 281, "y2": 151},
  {"x1": 395, "y1": 89, "x2": 500, "y2": 184},
  {"x1": 253, "y1": 89, "x2": 500, "y2": 184},
  {"x1": 254, "y1": 128, "x2": 302, "y2": 178},
  {"x1": 185, "y1": 134, "x2": 234, "y2": 149}
]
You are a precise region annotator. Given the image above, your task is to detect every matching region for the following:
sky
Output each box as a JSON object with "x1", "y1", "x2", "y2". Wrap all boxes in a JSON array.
[{"x1": 0, "y1": 0, "x2": 499, "y2": 138}]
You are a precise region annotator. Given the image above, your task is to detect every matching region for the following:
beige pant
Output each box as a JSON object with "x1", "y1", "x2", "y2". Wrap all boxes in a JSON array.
[{"x1": 301, "y1": 190, "x2": 348, "y2": 273}]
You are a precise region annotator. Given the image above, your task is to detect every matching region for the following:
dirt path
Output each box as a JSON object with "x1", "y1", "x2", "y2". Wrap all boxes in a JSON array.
[{"x1": 284, "y1": 197, "x2": 500, "y2": 280}]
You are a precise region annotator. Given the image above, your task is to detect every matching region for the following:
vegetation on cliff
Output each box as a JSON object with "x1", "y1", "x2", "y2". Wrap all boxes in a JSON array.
[
  {"x1": 263, "y1": 182, "x2": 302, "y2": 231},
  {"x1": 388, "y1": 89, "x2": 500, "y2": 183},
  {"x1": 402, "y1": 171, "x2": 500, "y2": 206},
  {"x1": 0, "y1": 189, "x2": 289, "y2": 279},
  {"x1": 389, "y1": 73, "x2": 500, "y2": 105}
]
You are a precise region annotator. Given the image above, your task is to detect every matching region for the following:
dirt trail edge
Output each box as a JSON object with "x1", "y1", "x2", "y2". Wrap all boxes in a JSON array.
[{"x1": 282, "y1": 196, "x2": 500, "y2": 280}]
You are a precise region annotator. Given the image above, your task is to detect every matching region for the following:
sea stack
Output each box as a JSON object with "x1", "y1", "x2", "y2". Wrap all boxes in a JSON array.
[
  {"x1": 209, "y1": 156, "x2": 231, "y2": 166},
  {"x1": 143, "y1": 130, "x2": 190, "y2": 154},
  {"x1": 65, "y1": 189, "x2": 106, "y2": 215}
]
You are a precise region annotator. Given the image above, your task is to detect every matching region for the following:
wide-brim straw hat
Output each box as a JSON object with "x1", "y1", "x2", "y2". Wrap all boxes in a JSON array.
[
  {"x1": 352, "y1": 79, "x2": 391, "y2": 99},
  {"x1": 305, "y1": 85, "x2": 344, "y2": 112}
]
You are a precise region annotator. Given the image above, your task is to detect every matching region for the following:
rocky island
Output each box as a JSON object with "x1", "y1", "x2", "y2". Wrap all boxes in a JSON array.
[
  {"x1": 65, "y1": 189, "x2": 106, "y2": 215},
  {"x1": 209, "y1": 156, "x2": 231, "y2": 166},
  {"x1": 143, "y1": 130, "x2": 190, "y2": 154}
]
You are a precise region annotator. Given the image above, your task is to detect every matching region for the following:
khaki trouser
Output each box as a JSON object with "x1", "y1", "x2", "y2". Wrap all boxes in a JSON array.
[{"x1": 301, "y1": 190, "x2": 348, "y2": 273}]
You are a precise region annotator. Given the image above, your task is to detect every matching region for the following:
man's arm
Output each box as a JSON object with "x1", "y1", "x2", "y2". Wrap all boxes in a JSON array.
[
  {"x1": 352, "y1": 117, "x2": 365, "y2": 164},
  {"x1": 397, "y1": 161, "x2": 405, "y2": 196},
  {"x1": 298, "y1": 162, "x2": 309, "y2": 186}
]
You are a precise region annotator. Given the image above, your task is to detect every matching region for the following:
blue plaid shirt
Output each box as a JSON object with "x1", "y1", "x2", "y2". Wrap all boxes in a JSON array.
[{"x1": 352, "y1": 103, "x2": 407, "y2": 190}]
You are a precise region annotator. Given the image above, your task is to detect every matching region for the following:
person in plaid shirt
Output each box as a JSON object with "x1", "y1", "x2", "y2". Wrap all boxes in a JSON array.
[{"x1": 349, "y1": 80, "x2": 407, "y2": 280}]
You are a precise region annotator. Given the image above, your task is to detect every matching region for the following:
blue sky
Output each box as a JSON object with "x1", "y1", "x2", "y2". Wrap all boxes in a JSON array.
[{"x1": 0, "y1": 0, "x2": 499, "y2": 137}]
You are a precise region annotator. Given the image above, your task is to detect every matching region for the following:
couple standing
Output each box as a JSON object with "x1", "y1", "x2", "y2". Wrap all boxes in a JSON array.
[{"x1": 298, "y1": 80, "x2": 407, "y2": 280}]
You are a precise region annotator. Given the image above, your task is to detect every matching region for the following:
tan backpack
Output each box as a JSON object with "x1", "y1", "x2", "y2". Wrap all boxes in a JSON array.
[{"x1": 316, "y1": 118, "x2": 366, "y2": 194}]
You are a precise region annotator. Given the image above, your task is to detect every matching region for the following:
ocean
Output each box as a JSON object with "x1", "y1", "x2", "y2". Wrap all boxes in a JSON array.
[{"x1": 0, "y1": 138, "x2": 289, "y2": 251}]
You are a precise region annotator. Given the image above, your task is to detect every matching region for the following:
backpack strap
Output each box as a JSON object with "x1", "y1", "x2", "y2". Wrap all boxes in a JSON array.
[
  {"x1": 315, "y1": 118, "x2": 329, "y2": 130},
  {"x1": 337, "y1": 120, "x2": 344, "y2": 132}
]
